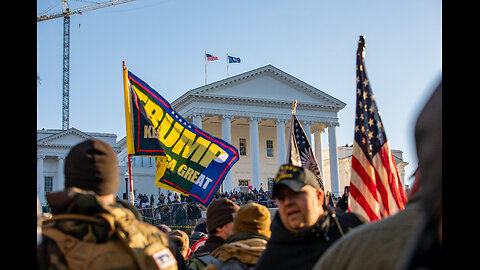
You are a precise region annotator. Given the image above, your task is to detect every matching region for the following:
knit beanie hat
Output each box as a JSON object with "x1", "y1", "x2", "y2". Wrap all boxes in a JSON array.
[
  {"x1": 206, "y1": 198, "x2": 240, "y2": 234},
  {"x1": 167, "y1": 229, "x2": 190, "y2": 254},
  {"x1": 233, "y1": 202, "x2": 271, "y2": 238},
  {"x1": 64, "y1": 138, "x2": 119, "y2": 196}
]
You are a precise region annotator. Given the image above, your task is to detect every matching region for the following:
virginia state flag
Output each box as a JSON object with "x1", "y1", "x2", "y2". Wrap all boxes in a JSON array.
[
  {"x1": 123, "y1": 65, "x2": 239, "y2": 206},
  {"x1": 228, "y1": 56, "x2": 241, "y2": 63}
]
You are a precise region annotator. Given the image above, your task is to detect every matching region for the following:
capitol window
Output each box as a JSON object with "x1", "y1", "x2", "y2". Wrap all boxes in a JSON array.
[
  {"x1": 266, "y1": 140, "x2": 274, "y2": 157},
  {"x1": 239, "y1": 138, "x2": 247, "y2": 156},
  {"x1": 44, "y1": 176, "x2": 53, "y2": 194}
]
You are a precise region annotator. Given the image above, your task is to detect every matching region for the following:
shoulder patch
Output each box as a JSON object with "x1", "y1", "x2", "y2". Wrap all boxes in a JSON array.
[{"x1": 152, "y1": 248, "x2": 177, "y2": 269}]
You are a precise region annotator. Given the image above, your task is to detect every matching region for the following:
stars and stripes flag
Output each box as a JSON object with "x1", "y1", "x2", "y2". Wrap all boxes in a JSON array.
[
  {"x1": 286, "y1": 101, "x2": 324, "y2": 190},
  {"x1": 348, "y1": 36, "x2": 408, "y2": 222},
  {"x1": 206, "y1": 53, "x2": 219, "y2": 61}
]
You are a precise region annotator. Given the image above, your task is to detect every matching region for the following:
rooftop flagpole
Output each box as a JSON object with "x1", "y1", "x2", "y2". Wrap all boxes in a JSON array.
[
  {"x1": 227, "y1": 53, "x2": 229, "y2": 78},
  {"x1": 204, "y1": 50, "x2": 207, "y2": 85}
]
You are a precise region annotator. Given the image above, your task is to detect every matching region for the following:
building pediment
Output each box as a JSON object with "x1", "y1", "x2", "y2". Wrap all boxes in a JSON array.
[
  {"x1": 172, "y1": 64, "x2": 346, "y2": 112},
  {"x1": 37, "y1": 128, "x2": 91, "y2": 148}
]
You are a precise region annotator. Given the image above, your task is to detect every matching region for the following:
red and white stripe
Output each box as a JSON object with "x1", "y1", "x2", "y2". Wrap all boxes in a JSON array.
[{"x1": 348, "y1": 141, "x2": 408, "y2": 222}]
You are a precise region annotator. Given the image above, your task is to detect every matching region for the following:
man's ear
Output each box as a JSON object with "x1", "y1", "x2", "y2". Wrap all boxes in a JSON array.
[{"x1": 317, "y1": 189, "x2": 325, "y2": 206}]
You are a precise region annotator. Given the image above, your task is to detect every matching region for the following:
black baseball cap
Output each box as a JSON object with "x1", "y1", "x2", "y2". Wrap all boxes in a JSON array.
[{"x1": 272, "y1": 164, "x2": 321, "y2": 198}]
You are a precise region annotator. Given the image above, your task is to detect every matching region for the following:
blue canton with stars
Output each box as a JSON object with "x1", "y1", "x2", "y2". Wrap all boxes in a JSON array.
[{"x1": 354, "y1": 36, "x2": 387, "y2": 163}]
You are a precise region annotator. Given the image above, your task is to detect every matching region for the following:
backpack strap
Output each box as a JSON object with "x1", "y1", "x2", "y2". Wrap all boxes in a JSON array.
[
  {"x1": 42, "y1": 226, "x2": 80, "y2": 255},
  {"x1": 187, "y1": 252, "x2": 214, "y2": 270},
  {"x1": 211, "y1": 257, "x2": 252, "y2": 270},
  {"x1": 196, "y1": 253, "x2": 215, "y2": 266}
]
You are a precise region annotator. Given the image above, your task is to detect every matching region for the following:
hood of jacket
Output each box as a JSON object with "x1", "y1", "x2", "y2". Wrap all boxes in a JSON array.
[{"x1": 44, "y1": 187, "x2": 142, "y2": 243}]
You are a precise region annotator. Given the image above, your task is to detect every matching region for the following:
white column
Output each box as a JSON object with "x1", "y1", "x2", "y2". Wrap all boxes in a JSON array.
[
  {"x1": 328, "y1": 123, "x2": 340, "y2": 196},
  {"x1": 37, "y1": 154, "x2": 45, "y2": 206},
  {"x1": 193, "y1": 114, "x2": 203, "y2": 129},
  {"x1": 56, "y1": 157, "x2": 65, "y2": 191},
  {"x1": 276, "y1": 119, "x2": 287, "y2": 167},
  {"x1": 313, "y1": 128, "x2": 325, "y2": 181},
  {"x1": 249, "y1": 117, "x2": 261, "y2": 190},
  {"x1": 222, "y1": 115, "x2": 233, "y2": 192}
]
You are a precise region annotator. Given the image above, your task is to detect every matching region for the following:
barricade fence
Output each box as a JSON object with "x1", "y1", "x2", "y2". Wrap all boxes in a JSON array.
[
  {"x1": 138, "y1": 200, "x2": 277, "y2": 230},
  {"x1": 41, "y1": 199, "x2": 278, "y2": 231}
]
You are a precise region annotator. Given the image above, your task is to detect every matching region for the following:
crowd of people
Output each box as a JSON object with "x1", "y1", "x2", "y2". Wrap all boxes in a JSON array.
[
  {"x1": 133, "y1": 184, "x2": 279, "y2": 228},
  {"x1": 37, "y1": 82, "x2": 441, "y2": 269}
]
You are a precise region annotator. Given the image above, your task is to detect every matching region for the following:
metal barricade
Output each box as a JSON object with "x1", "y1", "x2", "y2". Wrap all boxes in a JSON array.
[
  {"x1": 138, "y1": 202, "x2": 204, "y2": 231},
  {"x1": 138, "y1": 200, "x2": 278, "y2": 231}
]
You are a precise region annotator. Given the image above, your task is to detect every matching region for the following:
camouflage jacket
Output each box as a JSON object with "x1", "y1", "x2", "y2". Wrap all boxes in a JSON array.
[{"x1": 37, "y1": 188, "x2": 185, "y2": 270}]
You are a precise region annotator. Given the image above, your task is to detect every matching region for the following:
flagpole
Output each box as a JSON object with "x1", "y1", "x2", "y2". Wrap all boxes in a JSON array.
[
  {"x1": 286, "y1": 100, "x2": 297, "y2": 163},
  {"x1": 227, "y1": 53, "x2": 229, "y2": 78},
  {"x1": 127, "y1": 154, "x2": 134, "y2": 205},
  {"x1": 291, "y1": 100, "x2": 297, "y2": 114},
  {"x1": 204, "y1": 50, "x2": 207, "y2": 85}
]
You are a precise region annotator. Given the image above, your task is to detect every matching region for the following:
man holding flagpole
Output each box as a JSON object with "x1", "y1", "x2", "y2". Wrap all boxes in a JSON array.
[
  {"x1": 255, "y1": 163, "x2": 365, "y2": 270},
  {"x1": 256, "y1": 100, "x2": 365, "y2": 270}
]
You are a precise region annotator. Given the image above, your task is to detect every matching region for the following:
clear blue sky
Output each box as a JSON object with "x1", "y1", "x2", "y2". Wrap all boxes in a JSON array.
[{"x1": 37, "y1": 0, "x2": 442, "y2": 187}]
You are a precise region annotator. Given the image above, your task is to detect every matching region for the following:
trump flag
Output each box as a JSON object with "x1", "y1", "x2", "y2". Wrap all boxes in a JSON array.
[{"x1": 123, "y1": 64, "x2": 239, "y2": 206}]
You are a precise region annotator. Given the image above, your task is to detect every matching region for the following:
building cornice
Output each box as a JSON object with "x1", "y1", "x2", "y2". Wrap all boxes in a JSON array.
[
  {"x1": 174, "y1": 94, "x2": 344, "y2": 112},
  {"x1": 180, "y1": 106, "x2": 339, "y2": 125},
  {"x1": 172, "y1": 64, "x2": 346, "y2": 110}
]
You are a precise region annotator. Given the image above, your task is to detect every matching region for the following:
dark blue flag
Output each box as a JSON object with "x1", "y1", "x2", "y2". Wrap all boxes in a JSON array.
[{"x1": 228, "y1": 56, "x2": 241, "y2": 63}]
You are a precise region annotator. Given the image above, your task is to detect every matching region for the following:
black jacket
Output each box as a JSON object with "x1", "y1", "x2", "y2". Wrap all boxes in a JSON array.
[{"x1": 255, "y1": 206, "x2": 365, "y2": 270}]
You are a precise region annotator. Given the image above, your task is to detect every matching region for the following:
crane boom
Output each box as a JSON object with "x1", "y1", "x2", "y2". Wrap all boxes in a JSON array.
[
  {"x1": 37, "y1": 0, "x2": 135, "y2": 22},
  {"x1": 37, "y1": 0, "x2": 135, "y2": 130}
]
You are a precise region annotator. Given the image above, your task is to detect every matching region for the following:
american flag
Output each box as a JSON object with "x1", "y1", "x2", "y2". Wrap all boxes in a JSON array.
[
  {"x1": 348, "y1": 36, "x2": 408, "y2": 222},
  {"x1": 286, "y1": 110, "x2": 324, "y2": 190},
  {"x1": 206, "y1": 53, "x2": 219, "y2": 61}
]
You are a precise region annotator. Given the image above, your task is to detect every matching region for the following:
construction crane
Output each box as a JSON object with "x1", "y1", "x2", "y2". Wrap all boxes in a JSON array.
[{"x1": 37, "y1": 0, "x2": 135, "y2": 130}]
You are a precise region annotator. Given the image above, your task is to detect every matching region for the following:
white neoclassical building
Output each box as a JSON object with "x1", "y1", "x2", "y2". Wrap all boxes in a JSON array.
[
  {"x1": 114, "y1": 64, "x2": 347, "y2": 200},
  {"x1": 37, "y1": 64, "x2": 409, "y2": 207},
  {"x1": 168, "y1": 64, "x2": 346, "y2": 194},
  {"x1": 36, "y1": 128, "x2": 120, "y2": 206}
]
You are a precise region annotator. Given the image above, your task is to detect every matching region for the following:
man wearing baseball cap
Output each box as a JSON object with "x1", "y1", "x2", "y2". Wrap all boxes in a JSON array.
[{"x1": 255, "y1": 164, "x2": 366, "y2": 270}]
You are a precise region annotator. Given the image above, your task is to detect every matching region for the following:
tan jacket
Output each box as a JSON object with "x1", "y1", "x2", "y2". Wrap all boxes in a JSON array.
[{"x1": 204, "y1": 237, "x2": 268, "y2": 270}]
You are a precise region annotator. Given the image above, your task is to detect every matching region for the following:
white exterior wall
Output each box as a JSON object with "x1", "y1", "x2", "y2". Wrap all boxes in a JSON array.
[{"x1": 322, "y1": 146, "x2": 409, "y2": 196}]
